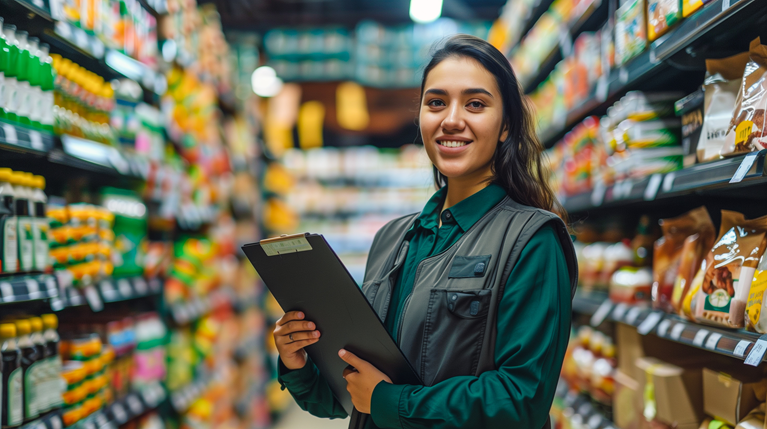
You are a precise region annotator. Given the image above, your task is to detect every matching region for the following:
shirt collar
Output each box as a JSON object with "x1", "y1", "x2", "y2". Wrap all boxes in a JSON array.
[{"x1": 411, "y1": 183, "x2": 507, "y2": 233}]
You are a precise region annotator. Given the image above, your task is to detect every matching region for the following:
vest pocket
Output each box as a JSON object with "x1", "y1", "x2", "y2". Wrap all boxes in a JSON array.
[{"x1": 420, "y1": 289, "x2": 491, "y2": 385}]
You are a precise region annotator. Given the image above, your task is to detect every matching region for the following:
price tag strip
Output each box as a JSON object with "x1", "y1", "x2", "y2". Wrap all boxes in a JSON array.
[
  {"x1": 692, "y1": 329, "x2": 710, "y2": 347},
  {"x1": 590, "y1": 300, "x2": 613, "y2": 327},
  {"x1": 656, "y1": 319, "x2": 672, "y2": 337},
  {"x1": 705, "y1": 333, "x2": 722, "y2": 351},
  {"x1": 625, "y1": 307, "x2": 642, "y2": 325},
  {"x1": 638, "y1": 312, "x2": 663, "y2": 335},
  {"x1": 611, "y1": 303, "x2": 629, "y2": 321},
  {"x1": 734, "y1": 340, "x2": 752, "y2": 358},
  {"x1": 744, "y1": 335, "x2": 767, "y2": 366},
  {"x1": 730, "y1": 152, "x2": 759, "y2": 184},
  {"x1": 670, "y1": 323, "x2": 686, "y2": 340}
]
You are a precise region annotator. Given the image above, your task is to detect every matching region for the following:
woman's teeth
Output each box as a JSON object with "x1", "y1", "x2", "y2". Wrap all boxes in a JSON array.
[{"x1": 439, "y1": 141, "x2": 470, "y2": 148}]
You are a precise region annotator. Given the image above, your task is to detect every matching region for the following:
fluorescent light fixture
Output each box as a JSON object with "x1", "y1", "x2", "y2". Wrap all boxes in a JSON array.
[
  {"x1": 251, "y1": 66, "x2": 284, "y2": 98},
  {"x1": 105, "y1": 49, "x2": 144, "y2": 81},
  {"x1": 410, "y1": 0, "x2": 443, "y2": 24}
]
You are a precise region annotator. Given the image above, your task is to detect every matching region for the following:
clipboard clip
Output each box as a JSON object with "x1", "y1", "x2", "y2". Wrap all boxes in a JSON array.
[{"x1": 260, "y1": 233, "x2": 314, "y2": 256}]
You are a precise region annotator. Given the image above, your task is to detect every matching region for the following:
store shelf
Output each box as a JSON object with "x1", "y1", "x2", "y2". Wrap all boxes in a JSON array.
[
  {"x1": 555, "y1": 388, "x2": 616, "y2": 429},
  {"x1": 52, "y1": 276, "x2": 161, "y2": 312},
  {"x1": 98, "y1": 382, "x2": 166, "y2": 429},
  {"x1": 51, "y1": 135, "x2": 150, "y2": 180},
  {"x1": 18, "y1": 410, "x2": 64, "y2": 429},
  {"x1": 0, "y1": 273, "x2": 59, "y2": 304},
  {"x1": 539, "y1": 0, "x2": 767, "y2": 148},
  {"x1": 169, "y1": 288, "x2": 235, "y2": 325},
  {"x1": 0, "y1": 121, "x2": 56, "y2": 155},
  {"x1": 169, "y1": 373, "x2": 213, "y2": 414},
  {"x1": 574, "y1": 291, "x2": 767, "y2": 366},
  {"x1": 561, "y1": 151, "x2": 767, "y2": 214}
]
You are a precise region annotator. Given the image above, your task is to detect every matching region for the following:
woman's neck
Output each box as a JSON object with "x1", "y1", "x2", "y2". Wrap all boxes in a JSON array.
[{"x1": 443, "y1": 169, "x2": 493, "y2": 211}]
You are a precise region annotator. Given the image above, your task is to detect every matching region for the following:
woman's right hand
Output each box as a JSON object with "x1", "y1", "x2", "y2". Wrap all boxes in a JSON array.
[{"x1": 274, "y1": 311, "x2": 322, "y2": 370}]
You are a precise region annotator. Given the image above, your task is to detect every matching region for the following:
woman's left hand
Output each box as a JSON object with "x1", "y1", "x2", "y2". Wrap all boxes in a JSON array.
[{"x1": 339, "y1": 349, "x2": 393, "y2": 414}]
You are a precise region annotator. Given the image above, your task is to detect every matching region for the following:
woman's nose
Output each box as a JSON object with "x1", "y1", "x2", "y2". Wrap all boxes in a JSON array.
[{"x1": 442, "y1": 104, "x2": 465, "y2": 131}]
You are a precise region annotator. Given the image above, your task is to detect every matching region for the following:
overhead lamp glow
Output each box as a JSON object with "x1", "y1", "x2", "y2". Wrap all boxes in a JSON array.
[
  {"x1": 251, "y1": 66, "x2": 284, "y2": 98},
  {"x1": 410, "y1": 0, "x2": 443, "y2": 24}
]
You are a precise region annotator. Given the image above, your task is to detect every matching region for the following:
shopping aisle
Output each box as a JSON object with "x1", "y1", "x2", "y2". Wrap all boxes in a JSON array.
[{"x1": 272, "y1": 404, "x2": 349, "y2": 429}]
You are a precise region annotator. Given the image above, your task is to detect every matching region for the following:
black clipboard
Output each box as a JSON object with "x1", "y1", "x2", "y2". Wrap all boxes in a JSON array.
[{"x1": 241, "y1": 233, "x2": 422, "y2": 415}]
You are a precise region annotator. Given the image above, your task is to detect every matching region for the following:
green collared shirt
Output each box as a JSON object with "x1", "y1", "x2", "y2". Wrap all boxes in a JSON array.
[{"x1": 278, "y1": 183, "x2": 572, "y2": 429}]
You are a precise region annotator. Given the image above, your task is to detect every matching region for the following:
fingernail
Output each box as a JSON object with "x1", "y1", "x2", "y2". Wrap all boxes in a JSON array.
[
  {"x1": 313, "y1": 331, "x2": 319, "y2": 338},
  {"x1": 339, "y1": 349, "x2": 346, "y2": 357},
  {"x1": 308, "y1": 322, "x2": 315, "y2": 329},
  {"x1": 298, "y1": 312, "x2": 304, "y2": 318}
]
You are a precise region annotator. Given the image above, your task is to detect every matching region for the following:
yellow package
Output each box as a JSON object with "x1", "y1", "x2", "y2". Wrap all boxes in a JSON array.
[
  {"x1": 747, "y1": 255, "x2": 767, "y2": 333},
  {"x1": 682, "y1": 0, "x2": 703, "y2": 17},
  {"x1": 683, "y1": 259, "x2": 706, "y2": 321}
]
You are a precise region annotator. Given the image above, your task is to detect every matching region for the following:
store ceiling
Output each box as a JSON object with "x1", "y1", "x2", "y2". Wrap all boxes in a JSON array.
[{"x1": 200, "y1": 0, "x2": 505, "y2": 30}]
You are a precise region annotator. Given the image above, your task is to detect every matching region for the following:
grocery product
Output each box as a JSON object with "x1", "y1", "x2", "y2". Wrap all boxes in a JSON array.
[
  {"x1": 670, "y1": 231, "x2": 714, "y2": 314},
  {"x1": 675, "y1": 90, "x2": 704, "y2": 167},
  {"x1": 652, "y1": 206, "x2": 714, "y2": 312},
  {"x1": 615, "y1": 0, "x2": 647, "y2": 66},
  {"x1": 101, "y1": 188, "x2": 147, "y2": 278},
  {"x1": 0, "y1": 168, "x2": 18, "y2": 274},
  {"x1": 1, "y1": 322, "x2": 23, "y2": 428},
  {"x1": 648, "y1": 0, "x2": 682, "y2": 41},
  {"x1": 16, "y1": 319, "x2": 40, "y2": 421},
  {"x1": 697, "y1": 53, "x2": 750, "y2": 162},
  {"x1": 683, "y1": 0, "x2": 705, "y2": 17},
  {"x1": 747, "y1": 255, "x2": 767, "y2": 333},
  {"x1": 694, "y1": 211, "x2": 767, "y2": 328},
  {"x1": 723, "y1": 38, "x2": 767, "y2": 156},
  {"x1": 14, "y1": 173, "x2": 35, "y2": 273},
  {"x1": 41, "y1": 314, "x2": 62, "y2": 411},
  {"x1": 610, "y1": 266, "x2": 653, "y2": 303}
]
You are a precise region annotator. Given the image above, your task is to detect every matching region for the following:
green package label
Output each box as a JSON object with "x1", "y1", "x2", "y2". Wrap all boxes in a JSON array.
[
  {"x1": 704, "y1": 287, "x2": 733, "y2": 313},
  {"x1": 32, "y1": 219, "x2": 49, "y2": 271},
  {"x1": 3, "y1": 217, "x2": 18, "y2": 273},
  {"x1": 8, "y1": 367, "x2": 22, "y2": 426},
  {"x1": 18, "y1": 217, "x2": 34, "y2": 271},
  {"x1": 24, "y1": 361, "x2": 40, "y2": 419}
]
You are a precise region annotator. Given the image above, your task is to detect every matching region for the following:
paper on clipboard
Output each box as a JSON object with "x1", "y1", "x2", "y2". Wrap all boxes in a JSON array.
[{"x1": 260, "y1": 234, "x2": 313, "y2": 256}]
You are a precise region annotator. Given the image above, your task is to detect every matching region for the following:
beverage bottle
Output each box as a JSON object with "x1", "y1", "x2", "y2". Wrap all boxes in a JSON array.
[
  {"x1": 2, "y1": 25, "x2": 19, "y2": 123},
  {"x1": 26, "y1": 38, "x2": 42, "y2": 131},
  {"x1": 0, "y1": 323, "x2": 23, "y2": 428},
  {"x1": 41, "y1": 315, "x2": 61, "y2": 410},
  {"x1": 0, "y1": 17, "x2": 7, "y2": 120},
  {"x1": 15, "y1": 35, "x2": 36, "y2": 127},
  {"x1": 11, "y1": 173, "x2": 33, "y2": 273},
  {"x1": 14, "y1": 319, "x2": 39, "y2": 422},
  {"x1": 38, "y1": 44, "x2": 54, "y2": 134},
  {"x1": 0, "y1": 169, "x2": 17, "y2": 274},
  {"x1": 26, "y1": 318, "x2": 46, "y2": 415},
  {"x1": 30, "y1": 176, "x2": 49, "y2": 273}
]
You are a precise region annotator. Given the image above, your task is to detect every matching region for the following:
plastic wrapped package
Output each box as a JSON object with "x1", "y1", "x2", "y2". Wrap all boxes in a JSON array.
[
  {"x1": 694, "y1": 211, "x2": 767, "y2": 328},
  {"x1": 722, "y1": 38, "x2": 767, "y2": 156},
  {"x1": 622, "y1": 92, "x2": 682, "y2": 121},
  {"x1": 619, "y1": 118, "x2": 681, "y2": 149},
  {"x1": 652, "y1": 207, "x2": 715, "y2": 312},
  {"x1": 648, "y1": 0, "x2": 682, "y2": 42},
  {"x1": 747, "y1": 253, "x2": 767, "y2": 333},
  {"x1": 615, "y1": 0, "x2": 647, "y2": 66},
  {"x1": 670, "y1": 229, "x2": 715, "y2": 315}
]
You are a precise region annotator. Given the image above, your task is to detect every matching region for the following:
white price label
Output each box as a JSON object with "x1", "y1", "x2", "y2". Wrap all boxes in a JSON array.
[
  {"x1": 45, "y1": 276, "x2": 57, "y2": 295},
  {"x1": 25, "y1": 279, "x2": 41, "y2": 299},
  {"x1": 745, "y1": 337, "x2": 767, "y2": 367},
  {"x1": 649, "y1": 49, "x2": 658, "y2": 64},
  {"x1": 49, "y1": 416, "x2": 63, "y2": 429},
  {"x1": 2, "y1": 124, "x2": 18, "y2": 144},
  {"x1": 29, "y1": 131, "x2": 44, "y2": 150},
  {"x1": 118, "y1": 278, "x2": 132, "y2": 296},
  {"x1": 112, "y1": 403, "x2": 128, "y2": 423},
  {"x1": 693, "y1": 329, "x2": 710, "y2": 347},
  {"x1": 587, "y1": 414, "x2": 603, "y2": 429},
  {"x1": 84, "y1": 285, "x2": 103, "y2": 312},
  {"x1": 722, "y1": 0, "x2": 731, "y2": 11},
  {"x1": 100, "y1": 281, "x2": 118, "y2": 301},
  {"x1": 619, "y1": 68, "x2": 629, "y2": 84},
  {"x1": 705, "y1": 333, "x2": 722, "y2": 350},
  {"x1": 590, "y1": 300, "x2": 613, "y2": 327},
  {"x1": 0, "y1": 281, "x2": 13, "y2": 301},
  {"x1": 591, "y1": 182, "x2": 607, "y2": 207},
  {"x1": 596, "y1": 75, "x2": 609, "y2": 102},
  {"x1": 657, "y1": 319, "x2": 672, "y2": 337},
  {"x1": 75, "y1": 29, "x2": 89, "y2": 49},
  {"x1": 662, "y1": 172, "x2": 676, "y2": 192},
  {"x1": 134, "y1": 278, "x2": 148, "y2": 294},
  {"x1": 670, "y1": 323, "x2": 686, "y2": 340},
  {"x1": 730, "y1": 152, "x2": 758, "y2": 184},
  {"x1": 644, "y1": 174, "x2": 663, "y2": 201},
  {"x1": 638, "y1": 312, "x2": 663, "y2": 335},
  {"x1": 626, "y1": 307, "x2": 642, "y2": 325},
  {"x1": 612, "y1": 303, "x2": 629, "y2": 320},
  {"x1": 127, "y1": 394, "x2": 143, "y2": 414},
  {"x1": 734, "y1": 340, "x2": 752, "y2": 358}
]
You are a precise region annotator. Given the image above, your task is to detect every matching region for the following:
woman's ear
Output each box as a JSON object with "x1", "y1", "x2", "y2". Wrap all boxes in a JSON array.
[{"x1": 499, "y1": 123, "x2": 509, "y2": 142}]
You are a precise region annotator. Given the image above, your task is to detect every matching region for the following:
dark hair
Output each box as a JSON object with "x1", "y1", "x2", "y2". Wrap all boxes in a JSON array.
[{"x1": 420, "y1": 34, "x2": 566, "y2": 221}]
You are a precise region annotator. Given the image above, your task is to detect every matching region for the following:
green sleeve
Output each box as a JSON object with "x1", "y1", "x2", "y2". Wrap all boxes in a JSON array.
[
  {"x1": 369, "y1": 224, "x2": 572, "y2": 429},
  {"x1": 277, "y1": 357, "x2": 349, "y2": 419}
]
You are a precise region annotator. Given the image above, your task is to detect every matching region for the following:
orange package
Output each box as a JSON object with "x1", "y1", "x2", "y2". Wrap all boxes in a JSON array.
[{"x1": 669, "y1": 216, "x2": 716, "y2": 314}]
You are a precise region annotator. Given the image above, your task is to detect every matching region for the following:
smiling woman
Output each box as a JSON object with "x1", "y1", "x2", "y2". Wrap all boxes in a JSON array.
[{"x1": 274, "y1": 34, "x2": 578, "y2": 429}]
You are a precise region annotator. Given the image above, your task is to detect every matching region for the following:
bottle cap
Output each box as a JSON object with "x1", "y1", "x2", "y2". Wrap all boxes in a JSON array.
[
  {"x1": 42, "y1": 314, "x2": 58, "y2": 329},
  {"x1": 15, "y1": 319, "x2": 31, "y2": 336},
  {"x1": 34, "y1": 175, "x2": 45, "y2": 190},
  {"x1": 9, "y1": 171, "x2": 24, "y2": 185},
  {"x1": 24, "y1": 172, "x2": 35, "y2": 187},
  {"x1": 27, "y1": 317, "x2": 43, "y2": 332},
  {"x1": 0, "y1": 323, "x2": 16, "y2": 338},
  {"x1": 0, "y1": 168, "x2": 11, "y2": 182}
]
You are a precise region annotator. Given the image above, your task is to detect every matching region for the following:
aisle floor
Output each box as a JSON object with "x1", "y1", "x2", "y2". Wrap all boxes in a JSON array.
[{"x1": 273, "y1": 403, "x2": 349, "y2": 429}]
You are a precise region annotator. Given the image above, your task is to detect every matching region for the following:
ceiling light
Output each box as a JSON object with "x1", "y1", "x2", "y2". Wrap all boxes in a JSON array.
[
  {"x1": 410, "y1": 0, "x2": 443, "y2": 24},
  {"x1": 251, "y1": 66, "x2": 284, "y2": 98}
]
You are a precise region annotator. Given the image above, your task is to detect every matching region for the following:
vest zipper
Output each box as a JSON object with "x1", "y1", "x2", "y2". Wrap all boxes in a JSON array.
[{"x1": 396, "y1": 293, "x2": 413, "y2": 344}]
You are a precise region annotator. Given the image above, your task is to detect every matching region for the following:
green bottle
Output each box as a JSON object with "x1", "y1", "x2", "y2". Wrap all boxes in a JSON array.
[
  {"x1": 26, "y1": 38, "x2": 41, "y2": 130},
  {"x1": 13, "y1": 31, "x2": 31, "y2": 126},
  {"x1": 2, "y1": 25, "x2": 18, "y2": 123},
  {"x1": 38, "y1": 44, "x2": 54, "y2": 133},
  {"x1": 0, "y1": 17, "x2": 7, "y2": 120}
]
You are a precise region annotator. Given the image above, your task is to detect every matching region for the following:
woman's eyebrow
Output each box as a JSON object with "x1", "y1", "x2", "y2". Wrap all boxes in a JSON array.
[
  {"x1": 424, "y1": 88, "x2": 448, "y2": 96},
  {"x1": 462, "y1": 88, "x2": 493, "y2": 98}
]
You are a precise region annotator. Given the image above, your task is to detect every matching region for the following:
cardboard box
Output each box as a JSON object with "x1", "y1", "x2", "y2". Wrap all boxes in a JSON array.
[
  {"x1": 614, "y1": 370, "x2": 641, "y2": 429},
  {"x1": 618, "y1": 323, "x2": 645, "y2": 382},
  {"x1": 636, "y1": 357, "x2": 703, "y2": 429},
  {"x1": 734, "y1": 402, "x2": 765, "y2": 429},
  {"x1": 703, "y1": 368, "x2": 762, "y2": 426}
]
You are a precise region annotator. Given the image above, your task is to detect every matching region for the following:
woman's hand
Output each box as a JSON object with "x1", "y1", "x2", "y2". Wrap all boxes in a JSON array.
[
  {"x1": 273, "y1": 311, "x2": 321, "y2": 370},
  {"x1": 339, "y1": 349, "x2": 392, "y2": 414}
]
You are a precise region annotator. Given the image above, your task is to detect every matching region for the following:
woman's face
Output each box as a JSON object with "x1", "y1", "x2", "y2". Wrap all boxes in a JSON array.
[{"x1": 420, "y1": 56, "x2": 507, "y2": 183}]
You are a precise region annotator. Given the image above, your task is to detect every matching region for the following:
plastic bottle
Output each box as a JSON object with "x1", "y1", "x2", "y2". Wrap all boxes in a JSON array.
[
  {"x1": 11, "y1": 173, "x2": 34, "y2": 273},
  {"x1": 14, "y1": 319, "x2": 38, "y2": 422},
  {"x1": 41, "y1": 315, "x2": 61, "y2": 411},
  {"x1": 0, "y1": 169, "x2": 17, "y2": 274},
  {"x1": 15, "y1": 35, "x2": 37, "y2": 127},
  {"x1": 0, "y1": 17, "x2": 7, "y2": 120},
  {"x1": 1, "y1": 323, "x2": 22, "y2": 428},
  {"x1": 26, "y1": 38, "x2": 42, "y2": 130},
  {"x1": 30, "y1": 176, "x2": 48, "y2": 272},
  {"x1": 2, "y1": 25, "x2": 19, "y2": 123},
  {"x1": 26, "y1": 318, "x2": 47, "y2": 415},
  {"x1": 38, "y1": 44, "x2": 54, "y2": 134}
]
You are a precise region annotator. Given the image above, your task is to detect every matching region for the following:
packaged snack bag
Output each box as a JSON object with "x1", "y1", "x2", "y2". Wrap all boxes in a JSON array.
[
  {"x1": 615, "y1": 0, "x2": 647, "y2": 66},
  {"x1": 670, "y1": 221, "x2": 715, "y2": 314},
  {"x1": 683, "y1": 259, "x2": 706, "y2": 321},
  {"x1": 652, "y1": 207, "x2": 714, "y2": 312},
  {"x1": 747, "y1": 253, "x2": 767, "y2": 333},
  {"x1": 722, "y1": 38, "x2": 767, "y2": 156},
  {"x1": 695, "y1": 211, "x2": 767, "y2": 328},
  {"x1": 648, "y1": 0, "x2": 681, "y2": 42},
  {"x1": 697, "y1": 52, "x2": 750, "y2": 162},
  {"x1": 682, "y1": 0, "x2": 703, "y2": 17}
]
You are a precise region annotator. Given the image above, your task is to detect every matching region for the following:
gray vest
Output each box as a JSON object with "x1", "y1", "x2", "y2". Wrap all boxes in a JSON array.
[{"x1": 350, "y1": 196, "x2": 578, "y2": 429}]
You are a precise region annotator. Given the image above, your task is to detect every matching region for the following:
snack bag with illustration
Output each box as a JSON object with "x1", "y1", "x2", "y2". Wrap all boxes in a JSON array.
[
  {"x1": 722, "y1": 38, "x2": 767, "y2": 156},
  {"x1": 695, "y1": 211, "x2": 767, "y2": 328},
  {"x1": 670, "y1": 223, "x2": 715, "y2": 314},
  {"x1": 747, "y1": 253, "x2": 767, "y2": 333},
  {"x1": 648, "y1": 0, "x2": 681, "y2": 42},
  {"x1": 652, "y1": 207, "x2": 714, "y2": 312},
  {"x1": 683, "y1": 259, "x2": 706, "y2": 321}
]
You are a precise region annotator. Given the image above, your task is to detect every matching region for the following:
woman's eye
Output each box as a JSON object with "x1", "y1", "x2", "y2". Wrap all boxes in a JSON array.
[
  {"x1": 427, "y1": 99, "x2": 445, "y2": 107},
  {"x1": 467, "y1": 101, "x2": 485, "y2": 109}
]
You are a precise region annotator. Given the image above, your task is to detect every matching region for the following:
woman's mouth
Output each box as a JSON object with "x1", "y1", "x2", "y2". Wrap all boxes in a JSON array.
[{"x1": 437, "y1": 140, "x2": 472, "y2": 148}]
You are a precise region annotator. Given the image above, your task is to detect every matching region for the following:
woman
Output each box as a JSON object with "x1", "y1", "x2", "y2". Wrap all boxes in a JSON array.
[{"x1": 273, "y1": 35, "x2": 577, "y2": 429}]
